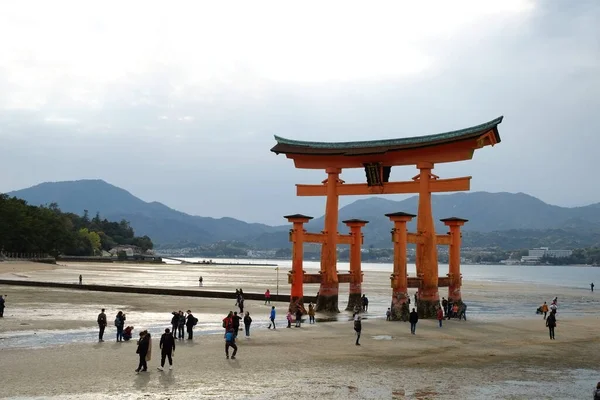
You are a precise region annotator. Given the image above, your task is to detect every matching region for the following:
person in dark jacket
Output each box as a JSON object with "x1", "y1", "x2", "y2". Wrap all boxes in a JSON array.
[
  {"x1": 186, "y1": 310, "x2": 196, "y2": 340},
  {"x1": 243, "y1": 312, "x2": 252, "y2": 338},
  {"x1": 177, "y1": 311, "x2": 185, "y2": 339},
  {"x1": 232, "y1": 311, "x2": 242, "y2": 338},
  {"x1": 295, "y1": 308, "x2": 302, "y2": 328},
  {"x1": 157, "y1": 328, "x2": 176, "y2": 370},
  {"x1": 115, "y1": 311, "x2": 126, "y2": 342},
  {"x1": 97, "y1": 308, "x2": 107, "y2": 342},
  {"x1": 135, "y1": 331, "x2": 150, "y2": 373},
  {"x1": 354, "y1": 316, "x2": 362, "y2": 345},
  {"x1": 170, "y1": 312, "x2": 179, "y2": 338},
  {"x1": 546, "y1": 310, "x2": 557, "y2": 340},
  {"x1": 409, "y1": 308, "x2": 419, "y2": 334}
]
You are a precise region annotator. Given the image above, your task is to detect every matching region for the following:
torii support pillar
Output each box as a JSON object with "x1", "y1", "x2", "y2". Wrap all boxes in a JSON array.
[
  {"x1": 386, "y1": 212, "x2": 416, "y2": 321},
  {"x1": 343, "y1": 219, "x2": 368, "y2": 311},
  {"x1": 415, "y1": 162, "x2": 440, "y2": 318},
  {"x1": 317, "y1": 167, "x2": 342, "y2": 313},
  {"x1": 441, "y1": 217, "x2": 468, "y2": 305},
  {"x1": 285, "y1": 214, "x2": 313, "y2": 313}
]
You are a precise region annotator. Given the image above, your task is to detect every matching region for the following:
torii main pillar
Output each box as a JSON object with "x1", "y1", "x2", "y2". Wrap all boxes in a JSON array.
[
  {"x1": 317, "y1": 167, "x2": 342, "y2": 312},
  {"x1": 415, "y1": 162, "x2": 440, "y2": 318}
]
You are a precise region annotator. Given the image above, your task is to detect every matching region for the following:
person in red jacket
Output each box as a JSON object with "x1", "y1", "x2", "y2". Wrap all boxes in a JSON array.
[{"x1": 437, "y1": 307, "x2": 444, "y2": 328}]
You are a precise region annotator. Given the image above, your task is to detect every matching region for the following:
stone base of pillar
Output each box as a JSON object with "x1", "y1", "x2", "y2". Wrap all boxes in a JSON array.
[
  {"x1": 289, "y1": 296, "x2": 305, "y2": 314},
  {"x1": 417, "y1": 299, "x2": 440, "y2": 319},
  {"x1": 391, "y1": 292, "x2": 409, "y2": 321},
  {"x1": 448, "y1": 286, "x2": 462, "y2": 303},
  {"x1": 345, "y1": 292, "x2": 362, "y2": 311},
  {"x1": 316, "y1": 283, "x2": 339, "y2": 313}
]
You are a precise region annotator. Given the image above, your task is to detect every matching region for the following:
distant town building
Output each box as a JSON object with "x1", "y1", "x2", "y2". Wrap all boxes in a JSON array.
[{"x1": 520, "y1": 247, "x2": 572, "y2": 264}]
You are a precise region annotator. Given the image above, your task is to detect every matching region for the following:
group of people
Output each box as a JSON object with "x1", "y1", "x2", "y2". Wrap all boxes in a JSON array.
[
  {"x1": 537, "y1": 296, "x2": 559, "y2": 340},
  {"x1": 96, "y1": 309, "x2": 133, "y2": 342},
  {"x1": 441, "y1": 297, "x2": 467, "y2": 320},
  {"x1": 170, "y1": 310, "x2": 198, "y2": 340},
  {"x1": 284, "y1": 303, "x2": 315, "y2": 328},
  {"x1": 235, "y1": 289, "x2": 245, "y2": 314}
]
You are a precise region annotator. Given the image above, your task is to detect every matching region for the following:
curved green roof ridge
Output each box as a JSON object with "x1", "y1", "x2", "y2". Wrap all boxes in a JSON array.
[{"x1": 273, "y1": 116, "x2": 503, "y2": 149}]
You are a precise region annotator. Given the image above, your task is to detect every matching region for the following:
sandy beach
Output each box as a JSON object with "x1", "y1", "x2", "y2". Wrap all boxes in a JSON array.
[{"x1": 0, "y1": 261, "x2": 599, "y2": 399}]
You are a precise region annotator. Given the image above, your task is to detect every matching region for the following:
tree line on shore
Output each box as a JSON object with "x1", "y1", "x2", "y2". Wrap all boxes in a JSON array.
[{"x1": 0, "y1": 194, "x2": 153, "y2": 257}]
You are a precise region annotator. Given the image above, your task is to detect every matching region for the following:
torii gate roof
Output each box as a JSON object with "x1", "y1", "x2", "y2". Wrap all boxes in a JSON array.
[{"x1": 271, "y1": 116, "x2": 503, "y2": 169}]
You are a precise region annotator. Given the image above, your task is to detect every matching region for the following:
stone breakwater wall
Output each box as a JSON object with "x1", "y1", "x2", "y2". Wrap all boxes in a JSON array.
[{"x1": 0, "y1": 279, "x2": 316, "y2": 303}]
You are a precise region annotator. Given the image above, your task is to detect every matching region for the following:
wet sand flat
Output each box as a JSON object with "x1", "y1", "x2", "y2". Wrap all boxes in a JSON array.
[{"x1": 0, "y1": 261, "x2": 599, "y2": 399}]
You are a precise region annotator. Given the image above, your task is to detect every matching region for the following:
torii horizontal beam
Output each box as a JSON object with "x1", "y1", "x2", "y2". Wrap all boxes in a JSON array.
[
  {"x1": 296, "y1": 176, "x2": 471, "y2": 197},
  {"x1": 303, "y1": 232, "x2": 353, "y2": 245}
]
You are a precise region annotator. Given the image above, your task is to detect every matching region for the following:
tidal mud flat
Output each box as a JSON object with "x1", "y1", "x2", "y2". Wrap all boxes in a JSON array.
[{"x1": 0, "y1": 261, "x2": 599, "y2": 399}]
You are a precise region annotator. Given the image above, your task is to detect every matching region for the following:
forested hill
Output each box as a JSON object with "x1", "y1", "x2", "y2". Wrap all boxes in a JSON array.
[{"x1": 0, "y1": 194, "x2": 153, "y2": 256}]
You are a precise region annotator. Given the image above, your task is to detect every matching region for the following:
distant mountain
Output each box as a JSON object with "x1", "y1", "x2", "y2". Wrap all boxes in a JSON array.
[
  {"x1": 304, "y1": 192, "x2": 600, "y2": 234},
  {"x1": 6, "y1": 179, "x2": 600, "y2": 250},
  {"x1": 7, "y1": 180, "x2": 274, "y2": 245}
]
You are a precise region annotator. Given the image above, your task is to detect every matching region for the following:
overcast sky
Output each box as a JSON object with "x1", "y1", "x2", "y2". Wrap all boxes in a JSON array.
[{"x1": 1, "y1": 1, "x2": 599, "y2": 225}]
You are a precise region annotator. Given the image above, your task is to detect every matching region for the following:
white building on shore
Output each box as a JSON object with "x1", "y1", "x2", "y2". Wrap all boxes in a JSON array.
[{"x1": 521, "y1": 247, "x2": 573, "y2": 264}]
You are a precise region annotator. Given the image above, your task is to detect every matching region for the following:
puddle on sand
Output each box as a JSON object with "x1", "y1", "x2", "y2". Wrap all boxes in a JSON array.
[{"x1": 372, "y1": 335, "x2": 393, "y2": 340}]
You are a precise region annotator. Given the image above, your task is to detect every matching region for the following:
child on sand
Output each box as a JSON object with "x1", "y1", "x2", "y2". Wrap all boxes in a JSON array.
[{"x1": 286, "y1": 311, "x2": 293, "y2": 328}]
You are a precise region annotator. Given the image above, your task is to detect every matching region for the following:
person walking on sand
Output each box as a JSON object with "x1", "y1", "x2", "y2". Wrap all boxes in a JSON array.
[
  {"x1": 158, "y1": 328, "x2": 175, "y2": 371},
  {"x1": 79, "y1": 274, "x2": 82, "y2": 285},
  {"x1": 546, "y1": 310, "x2": 557, "y2": 340},
  {"x1": 437, "y1": 307, "x2": 443, "y2": 327},
  {"x1": 541, "y1": 302, "x2": 549, "y2": 320},
  {"x1": 135, "y1": 331, "x2": 150, "y2": 373},
  {"x1": 265, "y1": 289, "x2": 271, "y2": 305},
  {"x1": 243, "y1": 312, "x2": 252, "y2": 338},
  {"x1": 199, "y1": 276, "x2": 203, "y2": 287},
  {"x1": 386, "y1": 308, "x2": 392, "y2": 321},
  {"x1": 308, "y1": 303, "x2": 315, "y2": 324},
  {"x1": 409, "y1": 308, "x2": 418, "y2": 335},
  {"x1": 0, "y1": 295, "x2": 5, "y2": 318},
  {"x1": 97, "y1": 308, "x2": 107, "y2": 342},
  {"x1": 286, "y1": 310, "x2": 293, "y2": 328},
  {"x1": 115, "y1": 311, "x2": 126, "y2": 342},
  {"x1": 354, "y1": 316, "x2": 362, "y2": 346},
  {"x1": 268, "y1": 306, "x2": 276, "y2": 329},
  {"x1": 591, "y1": 282, "x2": 595, "y2": 292},
  {"x1": 225, "y1": 330, "x2": 237, "y2": 359}
]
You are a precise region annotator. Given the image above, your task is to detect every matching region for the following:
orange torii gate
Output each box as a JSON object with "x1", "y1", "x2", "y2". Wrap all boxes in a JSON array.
[{"x1": 272, "y1": 117, "x2": 503, "y2": 316}]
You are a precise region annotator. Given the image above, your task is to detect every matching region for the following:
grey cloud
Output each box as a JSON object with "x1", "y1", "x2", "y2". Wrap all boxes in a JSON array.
[{"x1": 1, "y1": 2, "x2": 599, "y2": 224}]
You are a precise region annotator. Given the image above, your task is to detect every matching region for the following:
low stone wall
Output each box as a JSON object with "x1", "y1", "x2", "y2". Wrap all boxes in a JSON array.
[{"x1": 0, "y1": 279, "x2": 316, "y2": 303}]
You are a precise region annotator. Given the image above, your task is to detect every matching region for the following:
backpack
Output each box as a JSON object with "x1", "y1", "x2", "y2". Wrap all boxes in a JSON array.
[
  {"x1": 114, "y1": 318, "x2": 119, "y2": 327},
  {"x1": 193, "y1": 317, "x2": 198, "y2": 326},
  {"x1": 594, "y1": 389, "x2": 600, "y2": 400}
]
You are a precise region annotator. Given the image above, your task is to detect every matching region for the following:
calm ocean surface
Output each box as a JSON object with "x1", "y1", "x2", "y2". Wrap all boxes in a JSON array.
[{"x1": 173, "y1": 258, "x2": 600, "y2": 290}]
